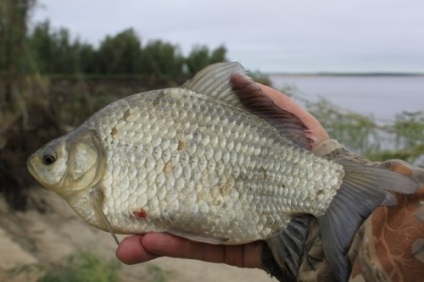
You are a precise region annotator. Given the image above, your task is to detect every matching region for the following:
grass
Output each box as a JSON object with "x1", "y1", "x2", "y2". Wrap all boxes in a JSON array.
[
  {"x1": 147, "y1": 265, "x2": 168, "y2": 282},
  {"x1": 37, "y1": 251, "x2": 121, "y2": 282}
]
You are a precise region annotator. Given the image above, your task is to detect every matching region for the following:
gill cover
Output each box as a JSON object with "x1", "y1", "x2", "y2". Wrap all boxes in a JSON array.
[{"x1": 63, "y1": 128, "x2": 106, "y2": 192}]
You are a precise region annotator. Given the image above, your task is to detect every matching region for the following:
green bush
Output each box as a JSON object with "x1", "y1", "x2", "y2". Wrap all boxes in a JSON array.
[{"x1": 282, "y1": 86, "x2": 424, "y2": 166}]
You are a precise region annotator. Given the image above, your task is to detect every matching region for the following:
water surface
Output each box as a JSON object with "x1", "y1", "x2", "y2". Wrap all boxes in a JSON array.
[{"x1": 269, "y1": 75, "x2": 424, "y2": 123}]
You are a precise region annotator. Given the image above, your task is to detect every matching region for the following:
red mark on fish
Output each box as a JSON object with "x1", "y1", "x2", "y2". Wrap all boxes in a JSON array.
[{"x1": 133, "y1": 208, "x2": 147, "y2": 220}]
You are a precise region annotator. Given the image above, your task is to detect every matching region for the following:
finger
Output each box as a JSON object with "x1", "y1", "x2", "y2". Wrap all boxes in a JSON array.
[
  {"x1": 142, "y1": 233, "x2": 264, "y2": 268},
  {"x1": 116, "y1": 235, "x2": 159, "y2": 264},
  {"x1": 258, "y1": 84, "x2": 329, "y2": 148}
]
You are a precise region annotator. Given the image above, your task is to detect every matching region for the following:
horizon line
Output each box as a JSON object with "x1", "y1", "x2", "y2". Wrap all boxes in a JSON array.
[{"x1": 265, "y1": 71, "x2": 424, "y2": 77}]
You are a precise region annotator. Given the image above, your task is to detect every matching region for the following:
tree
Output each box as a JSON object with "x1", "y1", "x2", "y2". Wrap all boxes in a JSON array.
[
  {"x1": 28, "y1": 21, "x2": 95, "y2": 74},
  {"x1": 97, "y1": 28, "x2": 142, "y2": 74},
  {"x1": 27, "y1": 20, "x2": 53, "y2": 73},
  {"x1": 0, "y1": 0, "x2": 36, "y2": 106},
  {"x1": 210, "y1": 45, "x2": 227, "y2": 65},
  {"x1": 185, "y1": 45, "x2": 227, "y2": 76},
  {"x1": 48, "y1": 27, "x2": 79, "y2": 73},
  {"x1": 140, "y1": 40, "x2": 184, "y2": 78},
  {"x1": 77, "y1": 42, "x2": 97, "y2": 74}
]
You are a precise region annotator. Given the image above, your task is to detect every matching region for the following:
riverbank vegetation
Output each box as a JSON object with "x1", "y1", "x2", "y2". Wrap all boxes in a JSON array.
[{"x1": 282, "y1": 87, "x2": 424, "y2": 165}]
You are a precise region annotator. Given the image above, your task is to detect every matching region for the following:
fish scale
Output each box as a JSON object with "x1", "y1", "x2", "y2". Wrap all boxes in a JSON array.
[{"x1": 28, "y1": 62, "x2": 418, "y2": 281}]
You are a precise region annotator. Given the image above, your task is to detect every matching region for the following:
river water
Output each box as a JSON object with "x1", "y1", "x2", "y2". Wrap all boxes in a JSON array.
[{"x1": 269, "y1": 74, "x2": 424, "y2": 123}]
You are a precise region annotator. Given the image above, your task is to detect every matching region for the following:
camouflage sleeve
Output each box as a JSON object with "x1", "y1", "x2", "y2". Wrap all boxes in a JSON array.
[{"x1": 350, "y1": 159, "x2": 424, "y2": 281}]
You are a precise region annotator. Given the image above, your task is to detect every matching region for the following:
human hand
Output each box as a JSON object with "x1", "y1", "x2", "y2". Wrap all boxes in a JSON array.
[
  {"x1": 116, "y1": 232, "x2": 264, "y2": 268},
  {"x1": 116, "y1": 82, "x2": 330, "y2": 269},
  {"x1": 257, "y1": 84, "x2": 329, "y2": 148}
]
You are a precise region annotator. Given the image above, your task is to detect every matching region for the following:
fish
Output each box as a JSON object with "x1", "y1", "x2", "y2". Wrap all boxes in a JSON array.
[{"x1": 27, "y1": 62, "x2": 418, "y2": 281}]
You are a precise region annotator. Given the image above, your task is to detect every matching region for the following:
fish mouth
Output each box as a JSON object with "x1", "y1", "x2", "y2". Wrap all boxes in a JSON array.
[
  {"x1": 26, "y1": 154, "x2": 39, "y2": 180},
  {"x1": 27, "y1": 155, "x2": 35, "y2": 175},
  {"x1": 26, "y1": 154, "x2": 50, "y2": 191}
]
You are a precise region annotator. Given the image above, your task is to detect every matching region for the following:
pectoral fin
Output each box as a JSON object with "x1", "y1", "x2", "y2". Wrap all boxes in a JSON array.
[{"x1": 89, "y1": 188, "x2": 120, "y2": 245}]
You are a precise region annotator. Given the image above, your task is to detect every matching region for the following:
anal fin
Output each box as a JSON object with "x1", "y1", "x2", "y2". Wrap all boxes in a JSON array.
[{"x1": 265, "y1": 216, "x2": 311, "y2": 281}]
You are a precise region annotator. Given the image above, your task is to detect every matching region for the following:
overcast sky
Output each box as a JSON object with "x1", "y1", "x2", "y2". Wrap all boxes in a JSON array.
[{"x1": 33, "y1": 0, "x2": 424, "y2": 73}]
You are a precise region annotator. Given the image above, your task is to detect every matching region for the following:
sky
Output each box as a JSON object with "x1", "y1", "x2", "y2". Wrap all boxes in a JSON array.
[{"x1": 32, "y1": 0, "x2": 424, "y2": 73}]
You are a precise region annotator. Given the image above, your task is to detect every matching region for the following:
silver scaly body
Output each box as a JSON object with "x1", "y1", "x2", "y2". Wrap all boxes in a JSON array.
[{"x1": 72, "y1": 87, "x2": 343, "y2": 243}]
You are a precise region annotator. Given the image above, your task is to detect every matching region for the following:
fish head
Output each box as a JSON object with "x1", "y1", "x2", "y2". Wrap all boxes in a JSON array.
[{"x1": 27, "y1": 128, "x2": 105, "y2": 198}]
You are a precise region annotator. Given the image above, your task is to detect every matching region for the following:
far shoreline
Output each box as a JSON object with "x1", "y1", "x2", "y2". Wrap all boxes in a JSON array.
[{"x1": 267, "y1": 72, "x2": 424, "y2": 77}]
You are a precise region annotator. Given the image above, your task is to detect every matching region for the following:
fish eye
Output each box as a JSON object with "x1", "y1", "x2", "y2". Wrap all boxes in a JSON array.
[{"x1": 43, "y1": 154, "x2": 56, "y2": 165}]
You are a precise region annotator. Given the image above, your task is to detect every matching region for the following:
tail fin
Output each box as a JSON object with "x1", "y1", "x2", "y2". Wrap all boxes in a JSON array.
[{"x1": 318, "y1": 160, "x2": 419, "y2": 281}]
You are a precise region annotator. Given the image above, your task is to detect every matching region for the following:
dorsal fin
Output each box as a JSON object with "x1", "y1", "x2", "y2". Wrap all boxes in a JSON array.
[
  {"x1": 183, "y1": 62, "x2": 244, "y2": 105},
  {"x1": 183, "y1": 62, "x2": 312, "y2": 149}
]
